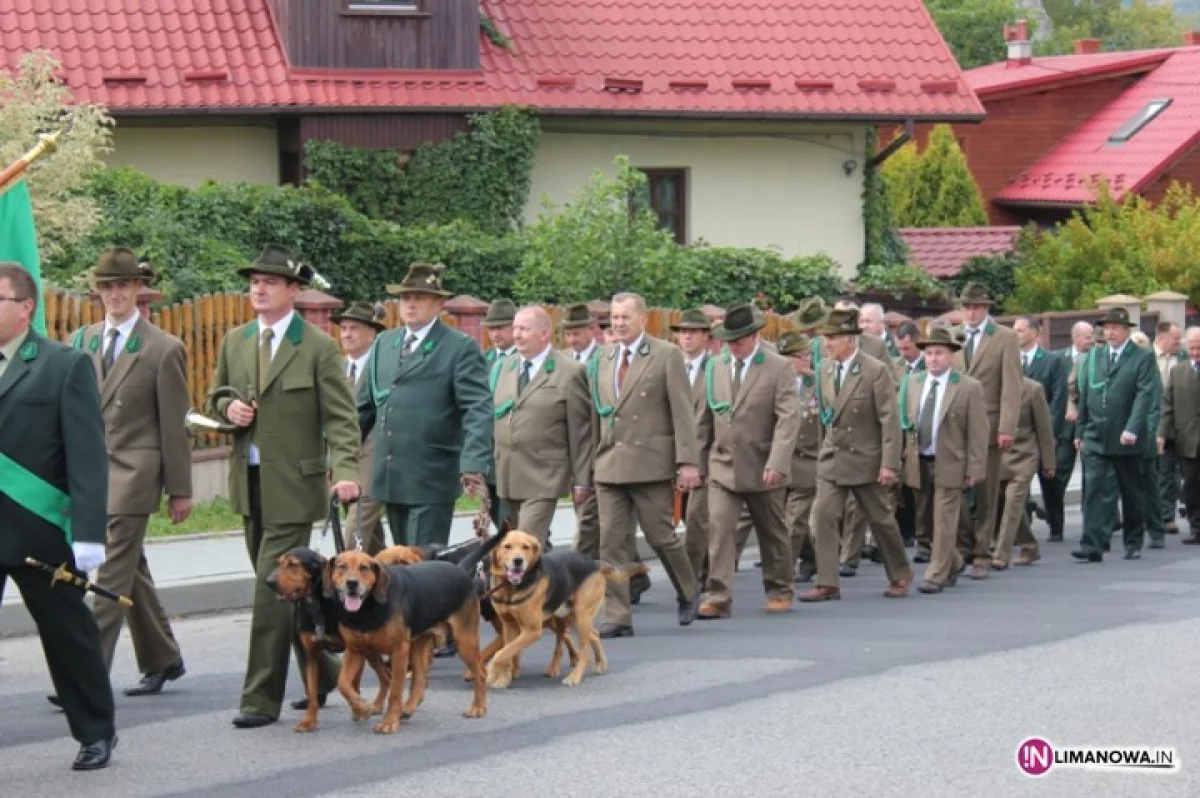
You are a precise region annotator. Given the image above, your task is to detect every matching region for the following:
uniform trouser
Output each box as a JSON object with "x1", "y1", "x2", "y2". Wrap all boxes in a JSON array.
[
  {"x1": 785, "y1": 485, "x2": 816, "y2": 568},
  {"x1": 734, "y1": 506, "x2": 754, "y2": 559},
  {"x1": 813, "y1": 479, "x2": 911, "y2": 589},
  {"x1": 504, "y1": 497, "x2": 558, "y2": 545},
  {"x1": 1080, "y1": 450, "x2": 1145, "y2": 555},
  {"x1": 93, "y1": 514, "x2": 181, "y2": 674},
  {"x1": 896, "y1": 484, "x2": 917, "y2": 544},
  {"x1": 597, "y1": 480, "x2": 696, "y2": 628},
  {"x1": 573, "y1": 492, "x2": 600, "y2": 558},
  {"x1": 683, "y1": 485, "x2": 710, "y2": 578},
  {"x1": 240, "y1": 467, "x2": 340, "y2": 718},
  {"x1": 1158, "y1": 444, "x2": 1181, "y2": 525},
  {"x1": 957, "y1": 446, "x2": 1003, "y2": 564},
  {"x1": 1038, "y1": 467, "x2": 1066, "y2": 538},
  {"x1": 1178, "y1": 455, "x2": 1200, "y2": 532},
  {"x1": 703, "y1": 483, "x2": 793, "y2": 608},
  {"x1": 385, "y1": 502, "x2": 456, "y2": 547},
  {"x1": 994, "y1": 473, "x2": 1040, "y2": 564},
  {"x1": 344, "y1": 495, "x2": 387, "y2": 555},
  {"x1": 913, "y1": 458, "x2": 965, "y2": 585},
  {"x1": 1143, "y1": 454, "x2": 1167, "y2": 543},
  {"x1": 1056, "y1": 436, "x2": 1078, "y2": 516},
  {"x1": 0, "y1": 566, "x2": 115, "y2": 745},
  {"x1": 839, "y1": 496, "x2": 868, "y2": 566}
]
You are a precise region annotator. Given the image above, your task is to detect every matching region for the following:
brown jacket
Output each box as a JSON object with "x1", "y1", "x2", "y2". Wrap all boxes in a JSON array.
[
  {"x1": 493, "y1": 350, "x2": 593, "y2": 499},
  {"x1": 591, "y1": 334, "x2": 698, "y2": 484},
  {"x1": 1160, "y1": 359, "x2": 1200, "y2": 459},
  {"x1": 899, "y1": 369, "x2": 988, "y2": 490},
  {"x1": 790, "y1": 374, "x2": 824, "y2": 489},
  {"x1": 77, "y1": 317, "x2": 192, "y2": 515},
  {"x1": 954, "y1": 319, "x2": 1022, "y2": 439},
  {"x1": 817, "y1": 351, "x2": 901, "y2": 485},
  {"x1": 696, "y1": 346, "x2": 800, "y2": 492},
  {"x1": 859, "y1": 333, "x2": 890, "y2": 365},
  {"x1": 1002, "y1": 378, "x2": 1056, "y2": 482}
]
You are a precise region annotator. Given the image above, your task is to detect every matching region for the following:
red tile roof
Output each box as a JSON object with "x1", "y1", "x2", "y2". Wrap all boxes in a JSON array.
[
  {"x1": 900, "y1": 226, "x2": 1021, "y2": 278},
  {"x1": 966, "y1": 49, "x2": 1171, "y2": 97},
  {"x1": 994, "y1": 48, "x2": 1200, "y2": 206},
  {"x1": 1, "y1": 0, "x2": 983, "y2": 120}
]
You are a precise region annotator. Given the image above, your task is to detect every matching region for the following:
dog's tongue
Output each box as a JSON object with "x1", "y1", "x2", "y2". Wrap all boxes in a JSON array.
[
  {"x1": 507, "y1": 568, "x2": 525, "y2": 585},
  {"x1": 343, "y1": 595, "x2": 363, "y2": 612}
]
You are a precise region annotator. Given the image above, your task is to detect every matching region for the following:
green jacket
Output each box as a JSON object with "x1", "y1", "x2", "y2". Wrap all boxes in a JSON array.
[
  {"x1": 206, "y1": 315, "x2": 360, "y2": 524},
  {"x1": 0, "y1": 331, "x2": 107, "y2": 566},
  {"x1": 1075, "y1": 341, "x2": 1160, "y2": 457},
  {"x1": 359, "y1": 319, "x2": 493, "y2": 504},
  {"x1": 1023, "y1": 346, "x2": 1068, "y2": 439}
]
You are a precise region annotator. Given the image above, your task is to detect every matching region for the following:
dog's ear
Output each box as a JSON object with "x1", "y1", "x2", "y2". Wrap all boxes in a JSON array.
[
  {"x1": 321, "y1": 555, "x2": 338, "y2": 599},
  {"x1": 371, "y1": 560, "x2": 391, "y2": 604},
  {"x1": 529, "y1": 536, "x2": 542, "y2": 562}
]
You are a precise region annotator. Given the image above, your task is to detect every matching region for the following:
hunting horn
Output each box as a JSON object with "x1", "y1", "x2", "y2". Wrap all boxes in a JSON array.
[
  {"x1": 185, "y1": 386, "x2": 245, "y2": 435},
  {"x1": 0, "y1": 128, "x2": 65, "y2": 196}
]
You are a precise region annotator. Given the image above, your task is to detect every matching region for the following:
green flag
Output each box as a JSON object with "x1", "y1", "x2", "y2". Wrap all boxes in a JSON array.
[{"x1": 0, "y1": 179, "x2": 47, "y2": 335}]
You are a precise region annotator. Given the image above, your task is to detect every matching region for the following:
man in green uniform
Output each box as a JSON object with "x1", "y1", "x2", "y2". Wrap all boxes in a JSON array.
[
  {"x1": 359, "y1": 262, "x2": 493, "y2": 546},
  {"x1": 483, "y1": 299, "x2": 517, "y2": 529},
  {"x1": 0, "y1": 263, "x2": 117, "y2": 770},
  {"x1": 1074, "y1": 307, "x2": 1159, "y2": 562},
  {"x1": 205, "y1": 245, "x2": 361, "y2": 728}
]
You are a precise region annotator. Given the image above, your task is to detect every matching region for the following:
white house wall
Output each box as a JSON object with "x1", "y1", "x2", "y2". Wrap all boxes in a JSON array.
[{"x1": 106, "y1": 124, "x2": 281, "y2": 187}]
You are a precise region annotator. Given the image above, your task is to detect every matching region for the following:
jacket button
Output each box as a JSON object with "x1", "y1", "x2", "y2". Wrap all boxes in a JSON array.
[{"x1": 632, "y1": 415, "x2": 639, "y2": 421}]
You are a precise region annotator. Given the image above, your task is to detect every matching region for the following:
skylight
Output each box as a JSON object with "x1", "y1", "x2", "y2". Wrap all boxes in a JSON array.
[{"x1": 1108, "y1": 99, "x2": 1172, "y2": 144}]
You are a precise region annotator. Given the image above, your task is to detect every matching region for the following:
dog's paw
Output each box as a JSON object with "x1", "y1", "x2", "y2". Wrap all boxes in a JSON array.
[
  {"x1": 369, "y1": 701, "x2": 386, "y2": 717},
  {"x1": 562, "y1": 673, "x2": 583, "y2": 687},
  {"x1": 350, "y1": 704, "x2": 373, "y2": 722},
  {"x1": 463, "y1": 705, "x2": 487, "y2": 719},
  {"x1": 462, "y1": 669, "x2": 476, "y2": 682},
  {"x1": 593, "y1": 662, "x2": 609, "y2": 676},
  {"x1": 544, "y1": 666, "x2": 561, "y2": 679},
  {"x1": 373, "y1": 719, "x2": 400, "y2": 734},
  {"x1": 293, "y1": 719, "x2": 318, "y2": 733}
]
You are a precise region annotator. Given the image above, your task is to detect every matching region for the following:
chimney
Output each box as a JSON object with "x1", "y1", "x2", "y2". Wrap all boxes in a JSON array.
[
  {"x1": 1184, "y1": 31, "x2": 1200, "y2": 47},
  {"x1": 1004, "y1": 20, "x2": 1032, "y2": 67},
  {"x1": 1073, "y1": 38, "x2": 1102, "y2": 55}
]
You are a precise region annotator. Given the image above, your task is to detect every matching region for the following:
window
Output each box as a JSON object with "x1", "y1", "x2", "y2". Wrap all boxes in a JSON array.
[
  {"x1": 1108, "y1": 99, "x2": 1172, "y2": 144},
  {"x1": 640, "y1": 169, "x2": 687, "y2": 244},
  {"x1": 342, "y1": 0, "x2": 424, "y2": 15}
]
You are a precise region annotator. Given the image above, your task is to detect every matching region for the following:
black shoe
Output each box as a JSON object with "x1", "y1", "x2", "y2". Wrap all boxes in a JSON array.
[
  {"x1": 839, "y1": 563, "x2": 857, "y2": 578},
  {"x1": 1149, "y1": 539, "x2": 1165, "y2": 550},
  {"x1": 434, "y1": 641, "x2": 458, "y2": 659},
  {"x1": 864, "y1": 546, "x2": 882, "y2": 564},
  {"x1": 231, "y1": 712, "x2": 276, "y2": 729},
  {"x1": 72, "y1": 735, "x2": 116, "y2": 771},
  {"x1": 1072, "y1": 550, "x2": 1103, "y2": 563},
  {"x1": 794, "y1": 563, "x2": 816, "y2": 583},
  {"x1": 913, "y1": 552, "x2": 930, "y2": 564},
  {"x1": 902, "y1": 537, "x2": 915, "y2": 548},
  {"x1": 1048, "y1": 533, "x2": 1064, "y2": 542},
  {"x1": 629, "y1": 573, "x2": 651, "y2": 606},
  {"x1": 291, "y1": 693, "x2": 328, "y2": 711},
  {"x1": 1102, "y1": 542, "x2": 1111, "y2": 553},
  {"x1": 46, "y1": 694, "x2": 62, "y2": 709},
  {"x1": 124, "y1": 660, "x2": 186, "y2": 697},
  {"x1": 1124, "y1": 549, "x2": 1142, "y2": 560},
  {"x1": 598, "y1": 624, "x2": 634, "y2": 639},
  {"x1": 678, "y1": 587, "x2": 700, "y2": 627}
]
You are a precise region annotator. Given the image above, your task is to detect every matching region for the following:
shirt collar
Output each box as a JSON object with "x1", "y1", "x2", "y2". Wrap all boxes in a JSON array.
[
  {"x1": 257, "y1": 310, "x2": 295, "y2": 342},
  {"x1": 0, "y1": 329, "x2": 27, "y2": 363},
  {"x1": 836, "y1": 349, "x2": 859, "y2": 368},
  {"x1": 575, "y1": 341, "x2": 596, "y2": 362},
  {"x1": 1111, "y1": 340, "x2": 1128, "y2": 358},
  {"x1": 104, "y1": 312, "x2": 139, "y2": 341},
  {"x1": 1023, "y1": 344, "x2": 1039, "y2": 358},
  {"x1": 685, "y1": 352, "x2": 706, "y2": 369},
  {"x1": 347, "y1": 351, "x2": 371, "y2": 371},
  {"x1": 622, "y1": 333, "x2": 645, "y2": 357},
  {"x1": 405, "y1": 316, "x2": 438, "y2": 342},
  {"x1": 522, "y1": 345, "x2": 552, "y2": 373},
  {"x1": 966, "y1": 318, "x2": 990, "y2": 334}
]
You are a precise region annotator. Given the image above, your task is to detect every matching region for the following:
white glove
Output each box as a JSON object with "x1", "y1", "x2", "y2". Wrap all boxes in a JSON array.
[{"x1": 71, "y1": 542, "x2": 107, "y2": 574}]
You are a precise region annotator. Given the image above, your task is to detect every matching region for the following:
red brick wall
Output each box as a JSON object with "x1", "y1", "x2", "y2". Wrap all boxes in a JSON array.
[{"x1": 1140, "y1": 141, "x2": 1200, "y2": 204}]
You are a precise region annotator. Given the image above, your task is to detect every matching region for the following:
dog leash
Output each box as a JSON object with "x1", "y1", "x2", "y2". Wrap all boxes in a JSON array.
[{"x1": 322, "y1": 496, "x2": 348, "y2": 554}]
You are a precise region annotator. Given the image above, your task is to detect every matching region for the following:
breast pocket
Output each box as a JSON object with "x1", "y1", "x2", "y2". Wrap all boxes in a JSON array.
[{"x1": 282, "y1": 374, "x2": 315, "y2": 393}]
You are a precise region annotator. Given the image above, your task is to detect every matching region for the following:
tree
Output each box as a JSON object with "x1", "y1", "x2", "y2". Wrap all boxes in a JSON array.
[
  {"x1": 883, "y1": 124, "x2": 989, "y2": 228},
  {"x1": 1011, "y1": 181, "x2": 1200, "y2": 311},
  {"x1": 1038, "y1": 0, "x2": 1191, "y2": 54},
  {"x1": 927, "y1": 0, "x2": 1026, "y2": 69},
  {"x1": 0, "y1": 51, "x2": 113, "y2": 265}
]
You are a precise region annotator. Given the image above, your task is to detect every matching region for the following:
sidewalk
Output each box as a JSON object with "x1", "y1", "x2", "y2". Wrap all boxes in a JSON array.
[{"x1": 0, "y1": 475, "x2": 1083, "y2": 637}]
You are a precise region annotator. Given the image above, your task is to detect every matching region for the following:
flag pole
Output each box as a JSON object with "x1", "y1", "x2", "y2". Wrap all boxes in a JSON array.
[{"x1": 0, "y1": 129, "x2": 64, "y2": 196}]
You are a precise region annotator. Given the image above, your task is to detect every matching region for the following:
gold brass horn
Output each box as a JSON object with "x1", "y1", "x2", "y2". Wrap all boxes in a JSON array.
[{"x1": 185, "y1": 386, "x2": 247, "y2": 435}]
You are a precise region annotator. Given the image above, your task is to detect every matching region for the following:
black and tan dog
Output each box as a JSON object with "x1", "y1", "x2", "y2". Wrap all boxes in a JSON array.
[
  {"x1": 324, "y1": 550, "x2": 488, "y2": 733},
  {"x1": 265, "y1": 547, "x2": 391, "y2": 733},
  {"x1": 486, "y1": 529, "x2": 648, "y2": 688}
]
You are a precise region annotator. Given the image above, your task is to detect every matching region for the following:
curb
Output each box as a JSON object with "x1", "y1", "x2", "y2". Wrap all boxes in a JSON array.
[{"x1": 0, "y1": 491, "x2": 1079, "y2": 639}]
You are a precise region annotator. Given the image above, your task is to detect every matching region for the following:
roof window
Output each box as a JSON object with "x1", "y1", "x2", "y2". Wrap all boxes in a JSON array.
[{"x1": 1108, "y1": 99, "x2": 1172, "y2": 144}]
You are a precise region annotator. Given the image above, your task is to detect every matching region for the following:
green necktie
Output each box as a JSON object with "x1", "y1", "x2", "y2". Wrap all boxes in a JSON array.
[
  {"x1": 732, "y1": 359, "x2": 745, "y2": 401},
  {"x1": 258, "y1": 328, "x2": 274, "y2": 395},
  {"x1": 518, "y1": 360, "x2": 531, "y2": 395}
]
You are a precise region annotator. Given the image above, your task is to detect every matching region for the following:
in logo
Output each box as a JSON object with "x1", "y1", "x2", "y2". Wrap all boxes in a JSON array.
[{"x1": 1018, "y1": 737, "x2": 1054, "y2": 777}]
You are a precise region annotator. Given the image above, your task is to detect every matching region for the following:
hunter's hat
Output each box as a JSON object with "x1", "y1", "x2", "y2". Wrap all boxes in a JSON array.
[
  {"x1": 332, "y1": 301, "x2": 387, "y2": 332},
  {"x1": 958, "y1": 282, "x2": 993, "y2": 306},
  {"x1": 1099, "y1": 307, "x2": 1137, "y2": 327},
  {"x1": 671, "y1": 308, "x2": 712, "y2": 332},
  {"x1": 482, "y1": 298, "x2": 518, "y2": 328},
  {"x1": 236, "y1": 244, "x2": 316, "y2": 285},
  {"x1": 789, "y1": 296, "x2": 829, "y2": 332},
  {"x1": 816, "y1": 308, "x2": 862, "y2": 338},
  {"x1": 917, "y1": 326, "x2": 964, "y2": 351},
  {"x1": 777, "y1": 331, "x2": 813, "y2": 357},
  {"x1": 386, "y1": 262, "x2": 452, "y2": 297},
  {"x1": 560, "y1": 302, "x2": 593, "y2": 330},
  {"x1": 712, "y1": 303, "x2": 765, "y2": 342},
  {"x1": 94, "y1": 247, "x2": 156, "y2": 285}
]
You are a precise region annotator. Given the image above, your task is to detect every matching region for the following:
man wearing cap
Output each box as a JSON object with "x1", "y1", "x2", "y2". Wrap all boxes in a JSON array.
[
  {"x1": 333, "y1": 301, "x2": 388, "y2": 554},
  {"x1": 674, "y1": 308, "x2": 716, "y2": 580},
  {"x1": 953, "y1": 283, "x2": 1022, "y2": 580},
  {"x1": 693, "y1": 304, "x2": 799, "y2": 617},
  {"x1": 205, "y1": 245, "x2": 361, "y2": 729},
  {"x1": 898, "y1": 327, "x2": 987, "y2": 594},
  {"x1": 483, "y1": 299, "x2": 518, "y2": 530},
  {"x1": 1073, "y1": 307, "x2": 1159, "y2": 562},
  {"x1": 64, "y1": 248, "x2": 191, "y2": 704},
  {"x1": 0, "y1": 263, "x2": 116, "y2": 770},
  {"x1": 493, "y1": 306, "x2": 592, "y2": 544},
  {"x1": 1159, "y1": 326, "x2": 1200, "y2": 546},
  {"x1": 359, "y1": 263, "x2": 492, "y2": 548},
  {"x1": 834, "y1": 297, "x2": 891, "y2": 364},
  {"x1": 801, "y1": 308, "x2": 913, "y2": 601},
  {"x1": 992, "y1": 376, "x2": 1056, "y2": 569},
  {"x1": 891, "y1": 320, "x2": 924, "y2": 553},
  {"x1": 591, "y1": 292, "x2": 701, "y2": 637},
  {"x1": 777, "y1": 330, "x2": 824, "y2": 583}
]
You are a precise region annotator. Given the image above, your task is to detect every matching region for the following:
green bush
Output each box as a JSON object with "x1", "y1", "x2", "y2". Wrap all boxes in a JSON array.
[
  {"x1": 856, "y1": 263, "x2": 949, "y2": 300},
  {"x1": 952, "y1": 251, "x2": 1020, "y2": 313},
  {"x1": 680, "y1": 245, "x2": 841, "y2": 312}
]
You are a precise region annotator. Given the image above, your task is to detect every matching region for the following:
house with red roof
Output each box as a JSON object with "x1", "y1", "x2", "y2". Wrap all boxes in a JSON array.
[
  {"x1": 893, "y1": 21, "x2": 1200, "y2": 227},
  {"x1": 2, "y1": 0, "x2": 982, "y2": 274}
]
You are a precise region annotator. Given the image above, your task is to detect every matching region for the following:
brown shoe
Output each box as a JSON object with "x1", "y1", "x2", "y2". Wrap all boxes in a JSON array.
[
  {"x1": 1013, "y1": 549, "x2": 1041, "y2": 566},
  {"x1": 916, "y1": 580, "x2": 944, "y2": 594},
  {"x1": 968, "y1": 563, "x2": 989, "y2": 580},
  {"x1": 696, "y1": 601, "x2": 730, "y2": 620},
  {"x1": 991, "y1": 558, "x2": 1008, "y2": 571},
  {"x1": 764, "y1": 596, "x2": 792, "y2": 613},
  {"x1": 1166, "y1": 522, "x2": 1179, "y2": 534},
  {"x1": 799, "y1": 586, "x2": 841, "y2": 602},
  {"x1": 884, "y1": 577, "x2": 911, "y2": 598}
]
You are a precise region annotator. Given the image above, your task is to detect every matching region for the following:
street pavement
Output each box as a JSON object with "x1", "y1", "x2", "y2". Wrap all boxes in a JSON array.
[{"x1": 1, "y1": 506, "x2": 1198, "y2": 797}]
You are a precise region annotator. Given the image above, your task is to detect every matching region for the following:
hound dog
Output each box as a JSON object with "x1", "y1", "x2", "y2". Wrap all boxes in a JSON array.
[
  {"x1": 265, "y1": 547, "x2": 390, "y2": 733},
  {"x1": 324, "y1": 551, "x2": 488, "y2": 733},
  {"x1": 486, "y1": 529, "x2": 648, "y2": 688}
]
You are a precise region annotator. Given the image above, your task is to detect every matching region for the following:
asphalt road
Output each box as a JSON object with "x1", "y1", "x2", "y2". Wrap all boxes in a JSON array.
[{"x1": 2, "y1": 513, "x2": 1198, "y2": 798}]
